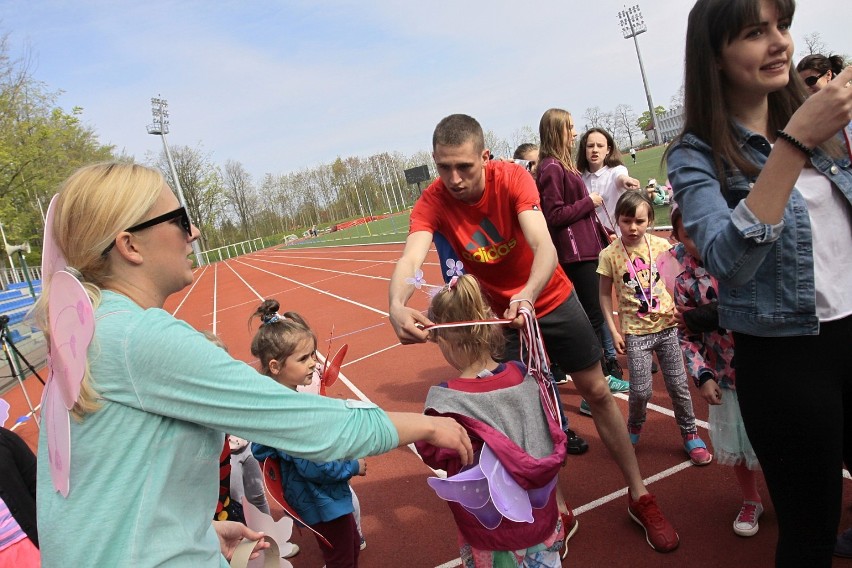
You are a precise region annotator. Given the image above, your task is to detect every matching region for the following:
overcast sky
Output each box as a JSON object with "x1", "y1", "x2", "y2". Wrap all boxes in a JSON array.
[{"x1": 4, "y1": 0, "x2": 849, "y2": 179}]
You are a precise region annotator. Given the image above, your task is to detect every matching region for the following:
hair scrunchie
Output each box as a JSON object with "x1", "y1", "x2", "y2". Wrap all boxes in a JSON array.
[{"x1": 261, "y1": 312, "x2": 281, "y2": 325}]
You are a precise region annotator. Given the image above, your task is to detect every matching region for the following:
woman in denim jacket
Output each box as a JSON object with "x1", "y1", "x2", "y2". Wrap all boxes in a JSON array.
[{"x1": 665, "y1": 1, "x2": 852, "y2": 566}]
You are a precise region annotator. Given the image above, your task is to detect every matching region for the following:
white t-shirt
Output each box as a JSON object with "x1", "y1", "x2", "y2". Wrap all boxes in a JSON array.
[
  {"x1": 582, "y1": 164, "x2": 629, "y2": 230},
  {"x1": 795, "y1": 166, "x2": 852, "y2": 321}
]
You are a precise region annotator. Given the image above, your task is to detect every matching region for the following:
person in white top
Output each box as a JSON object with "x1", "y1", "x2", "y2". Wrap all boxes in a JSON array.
[{"x1": 578, "y1": 128, "x2": 641, "y2": 234}]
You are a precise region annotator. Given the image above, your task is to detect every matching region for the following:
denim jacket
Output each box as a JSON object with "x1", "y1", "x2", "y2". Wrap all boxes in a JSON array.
[{"x1": 667, "y1": 125, "x2": 852, "y2": 337}]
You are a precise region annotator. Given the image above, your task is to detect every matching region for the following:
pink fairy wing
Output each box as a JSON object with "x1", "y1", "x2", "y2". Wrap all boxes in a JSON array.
[
  {"x1": 478, "y1": 444, "x2": 533, "y2": 523},
  {"x1": 41, "y1": 195, "x2": 67, "y2": 280},
  {"x1": 42, "y1": 380, "x2": 72, "y2": 496},
  {"x1": 655, "y1": 249, "x2": 684, "y2": 295},
  {"x1": 48, "y1": 271, "x2": 94, "y2": 410},
  {"x1": 320, "y1": 344, "x2": 348, "y2": 389},
  {"x1": 45, "y1": 270, "x2": 94, "y2": 497}
]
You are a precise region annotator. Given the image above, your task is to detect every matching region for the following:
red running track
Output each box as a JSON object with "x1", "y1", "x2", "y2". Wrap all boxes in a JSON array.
[{"x1": 6, "y1": 242, "x2": 852, "y2": 567}]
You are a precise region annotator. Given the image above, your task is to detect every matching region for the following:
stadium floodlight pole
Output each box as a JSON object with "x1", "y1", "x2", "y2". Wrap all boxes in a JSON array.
[
  {"x1": 618, "y1": 5, "x2": 660, "y2": 145},
  {"x1": 146, "y1": 96, "x2": 204, "y2": 266}
]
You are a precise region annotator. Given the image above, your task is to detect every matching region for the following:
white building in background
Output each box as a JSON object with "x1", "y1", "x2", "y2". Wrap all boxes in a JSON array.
[{"x1": 658, "y1": 106, "x2": 684, "y2": 143}]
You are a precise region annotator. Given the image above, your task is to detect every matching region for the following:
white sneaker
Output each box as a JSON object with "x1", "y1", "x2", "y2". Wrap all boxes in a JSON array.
[{"x1": 733, "y1": 501, "x2": 763, "y2": 537}]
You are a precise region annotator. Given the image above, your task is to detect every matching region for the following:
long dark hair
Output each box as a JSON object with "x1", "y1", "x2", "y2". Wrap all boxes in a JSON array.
[
  {"x1": 576, "y1": 128, "x2": 624, "y2": 173},
  {"x1": 665, "y1": 0, "x2": 840, "y2": 192}
]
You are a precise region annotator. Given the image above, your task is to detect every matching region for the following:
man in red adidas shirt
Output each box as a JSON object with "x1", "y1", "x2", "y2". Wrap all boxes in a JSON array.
[{"x1": 388, "y1": 114, "x2": 679, "y2": 553}]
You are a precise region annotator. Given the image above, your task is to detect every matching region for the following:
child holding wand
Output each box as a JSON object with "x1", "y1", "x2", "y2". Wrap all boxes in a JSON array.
[{"x1": 248, "y1": 299, "x2": 366, "y2": 568}]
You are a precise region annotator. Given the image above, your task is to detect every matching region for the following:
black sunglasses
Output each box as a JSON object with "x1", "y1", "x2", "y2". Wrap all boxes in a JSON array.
[
  {"x1": 102, "y1": 206, "x2": 192, "y2": 255},
  {"x1": 804, "y1": 71, "x2": 827, "y2": 87}
]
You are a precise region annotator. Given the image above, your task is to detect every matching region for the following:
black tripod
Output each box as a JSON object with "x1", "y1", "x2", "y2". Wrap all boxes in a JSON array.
[{"x1": 0, "y1": 314, "x2": 45, "y2": 427}]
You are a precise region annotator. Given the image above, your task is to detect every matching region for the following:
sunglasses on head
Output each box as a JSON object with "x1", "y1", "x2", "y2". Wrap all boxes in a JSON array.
[
  {"x1": 102, "y1": 206, "x2": 192, "y2": 255},
  {"x1": 804, "y1": 71, "x2": 827, "y2": 87}
]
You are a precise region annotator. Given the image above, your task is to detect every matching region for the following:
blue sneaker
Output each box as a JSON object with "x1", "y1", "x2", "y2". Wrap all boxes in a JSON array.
[
  {"x1": 628, "y1": 425, "x2": 641, "y2": 445},
  {"x1": 579, "y1": 399, "x2": 592, "y2": 416},
  {"x1": 607, "y1": 375, "x2": 630, "y2": 393}
]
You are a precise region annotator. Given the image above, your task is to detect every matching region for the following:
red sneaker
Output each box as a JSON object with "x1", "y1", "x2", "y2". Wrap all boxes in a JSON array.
[
  {"x1": 627, "y1": 494, "x2": 679, "y2": 552},
  {"x1": 560, "y1": 510, "x2": 579, "y2": 559}
]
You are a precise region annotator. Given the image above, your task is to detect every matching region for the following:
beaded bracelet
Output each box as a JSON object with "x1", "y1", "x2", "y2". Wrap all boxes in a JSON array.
[{"x1": 775, "y1": 130, "x2": 814, "y2": 157}]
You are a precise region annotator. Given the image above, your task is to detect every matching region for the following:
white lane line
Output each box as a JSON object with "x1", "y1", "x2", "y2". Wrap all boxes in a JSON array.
[
  {"x1": 247, "y1": 257, "x2": 390, "y2": 280},
  {"x1": 171, "y1": 264, "x2": 209, "y2": 316},
  {"x1": 233, "y1": 259, "x2": 388, "y2": 317},
  {"x1": 212, "y1": 264, "x2": 218, "y2": 335},
  {"x1": 222, "y1": 259, "x2": 266, "y2": 300}
]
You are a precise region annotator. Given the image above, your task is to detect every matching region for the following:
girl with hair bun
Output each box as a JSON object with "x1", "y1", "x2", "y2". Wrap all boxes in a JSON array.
[{"x1": 249, "y1": 299, "x2": 366, "y2": 568}]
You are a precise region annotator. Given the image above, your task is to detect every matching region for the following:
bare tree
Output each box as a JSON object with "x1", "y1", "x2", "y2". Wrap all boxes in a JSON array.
[
  {"x1": 152, "y1": 144, "x2": 223, "y2": 249},
  {"x1": 582, "y1": 107, "x2": 606, "y2": 131},
  {"x1": 221, "y1": 160, "x2": 256, "y2": 240},
  {"x1": 509, "y1": 125, "x2": 539, "y2": 151},
  {"x1": 800, "y1": 32, "x2": 827, "y2": 57},
  {"x1": 613, "y1": 104, "x2": 640, "y2": 147},
  {"x1": 483, "y1": 129, "x2": 509, "y2": 158},
  {"x1": 670, "y1": 84, "x2": 685, "y2": 109}
]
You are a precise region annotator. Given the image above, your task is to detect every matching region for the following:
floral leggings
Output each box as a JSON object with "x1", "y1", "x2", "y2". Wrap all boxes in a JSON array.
[
  {"x1": 625, "y1": 327, "x2": 698, "y2": 436},
  {"x1": 458, "y1": 517, "x2": 564, "y2": 568}
]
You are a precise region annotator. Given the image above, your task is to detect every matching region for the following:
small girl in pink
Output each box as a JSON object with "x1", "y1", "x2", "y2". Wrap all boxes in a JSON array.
[
  {"x1": 597, "y1": 191, "x2": 711, "y2": 466},
  {"x1": 415, "y1": 274, "x2": 567, "y2": 568},
  {"x1": 669, "y1": 204, "x2": 763, "y2": 536}
]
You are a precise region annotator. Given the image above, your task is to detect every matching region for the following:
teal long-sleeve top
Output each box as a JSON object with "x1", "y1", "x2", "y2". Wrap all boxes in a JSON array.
[{"x1": 37, "y1": 291, "x2": 398, "y2": 567}]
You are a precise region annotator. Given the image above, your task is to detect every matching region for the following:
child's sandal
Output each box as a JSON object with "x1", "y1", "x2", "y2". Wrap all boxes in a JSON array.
[{"x1": 683, "y1": 434, "x2": 713, "y2": 466}]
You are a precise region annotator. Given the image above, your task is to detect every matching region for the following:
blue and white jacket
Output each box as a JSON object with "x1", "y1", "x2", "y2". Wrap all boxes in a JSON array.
[{"x1": 252, "y1": 443, "x2": 358, "y2": 525}]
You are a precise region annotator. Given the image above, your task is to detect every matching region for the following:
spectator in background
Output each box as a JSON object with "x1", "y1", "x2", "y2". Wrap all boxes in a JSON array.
[
  {"x1": 629, "y1": 147, "x2": 637, "y2": 164},
  {"x1": 797, "y1": 53, "x2": 846, "y2": 94},
  {"x1": 513, "y1": 142, "x2": 540, "y2": 176}
]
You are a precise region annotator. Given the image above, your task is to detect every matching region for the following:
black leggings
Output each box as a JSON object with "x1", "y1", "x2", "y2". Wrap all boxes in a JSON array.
[{"x1": 734, "y1": 314, "x2": 852, "y2": 568}]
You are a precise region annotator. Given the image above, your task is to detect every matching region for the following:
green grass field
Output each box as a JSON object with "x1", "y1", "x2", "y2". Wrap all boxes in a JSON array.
[{"x1": 284, "y1": 148, "x2": 673, "y2": 249}]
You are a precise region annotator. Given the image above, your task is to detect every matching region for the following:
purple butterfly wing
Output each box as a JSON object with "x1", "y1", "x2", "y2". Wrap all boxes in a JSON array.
[
  {"x1": 427, "y1": 465, "x2": 491, "y2": 510},
  {"x1": 0, "y1": 398, "x2": 9, "y2": 427},
  {"x1": 479, "y1": 444, "x2": 533, "y2": 523},
  {"x1": 527, "y1": 475, "x2": 558, "y2": 509}
]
